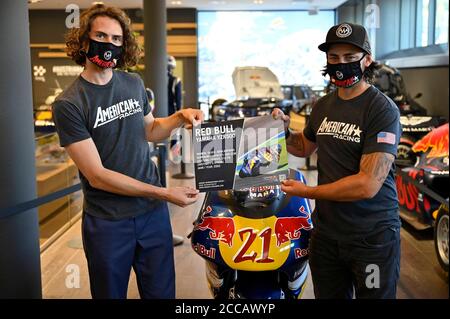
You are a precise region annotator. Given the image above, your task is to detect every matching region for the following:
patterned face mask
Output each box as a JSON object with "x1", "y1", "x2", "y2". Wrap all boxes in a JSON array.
[
  {"x1": 86, "y1": 39, "x2": 123, "y2": 69},
  {"x1": 326, "y1": 55, "x2": 366, "y2": 88}
]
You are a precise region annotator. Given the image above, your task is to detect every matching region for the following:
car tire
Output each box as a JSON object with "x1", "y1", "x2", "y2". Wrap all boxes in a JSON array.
[
  {"x1": 434, "y1": 205, "x2": 449, "y2": 272},
  {"x1": 396, "y1": 134, "x2": 417, "y2": 167}
]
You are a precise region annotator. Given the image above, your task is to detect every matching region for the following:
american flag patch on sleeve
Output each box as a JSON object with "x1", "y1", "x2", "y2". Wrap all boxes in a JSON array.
[{"x1": 377, "y1": 132, "x2": 396, "y2": 145}]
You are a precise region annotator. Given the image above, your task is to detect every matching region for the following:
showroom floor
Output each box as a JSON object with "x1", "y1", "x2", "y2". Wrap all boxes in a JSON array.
[{"x1": 40, "y1": 155, "x2": 448, "y2": 299}]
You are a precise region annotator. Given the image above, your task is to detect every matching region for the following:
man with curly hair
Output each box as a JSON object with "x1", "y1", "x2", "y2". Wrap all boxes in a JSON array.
[
  {"x1": 52, "y1": 4, "x2": 203, "y2": 299},
  {"x1": 273, "y1": 23, "x2": 402, "y2": 299}
]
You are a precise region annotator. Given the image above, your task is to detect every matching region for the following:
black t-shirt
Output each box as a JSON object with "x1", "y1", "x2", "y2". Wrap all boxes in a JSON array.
[
  {"x1": 52, "y1": 70, "x2": 162, "y2": 220},
  {"x1": 303, "y1": 85, "x2": 402, "y2": 241}
]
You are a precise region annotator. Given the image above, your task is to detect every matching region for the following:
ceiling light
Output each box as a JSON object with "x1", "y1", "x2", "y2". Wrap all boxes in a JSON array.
[
  {"x1": 171, "y1": 0, "x2": 183, "y2": 5},
  {"x1": 253, "y1": 0, "x2": 264, "y2": 4}
]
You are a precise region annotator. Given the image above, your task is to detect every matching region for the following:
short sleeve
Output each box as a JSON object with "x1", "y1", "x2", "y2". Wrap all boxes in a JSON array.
[
  {"x1": 362, "y1": 100, "x2": 402, "y2": 157},
  {"x1": 132, "y1": 73, "x2": 151, "y2": 116},
  {"x1": 52, "y1": 100, "x2": 91, "y2": 147},
  {"x1": 142, "y1": 89, "x2": 151, "y2": 116},
  {"x1": 303, "y1": 109, "x2": 317, "y2": 143}
]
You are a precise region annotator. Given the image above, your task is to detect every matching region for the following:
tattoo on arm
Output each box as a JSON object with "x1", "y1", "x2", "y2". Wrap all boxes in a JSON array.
[
  {"x1": 287, "y1": 131, "x2": 305, "y2": 153},
  {"x1": 360, "y1": 152, "x2": 395, "y2": 184}
]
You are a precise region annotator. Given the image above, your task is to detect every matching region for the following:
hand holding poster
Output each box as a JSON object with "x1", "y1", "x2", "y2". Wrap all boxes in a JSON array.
[{"x1": 193, "y1": 115, "x2": 288, "y2": 192}]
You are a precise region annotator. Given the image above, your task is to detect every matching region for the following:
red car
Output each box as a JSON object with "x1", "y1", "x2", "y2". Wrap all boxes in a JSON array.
[{"x1": 396, "y1": 124, "x2": 449, "y2": 272}]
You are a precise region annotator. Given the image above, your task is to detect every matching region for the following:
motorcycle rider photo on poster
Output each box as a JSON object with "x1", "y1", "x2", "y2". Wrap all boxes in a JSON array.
[
  {"x1": 193, "y1": 115, "x2": 288, "y2": 192},
  {"x1": 3, "y1": 0, "x2": 449, "y2": 308}
]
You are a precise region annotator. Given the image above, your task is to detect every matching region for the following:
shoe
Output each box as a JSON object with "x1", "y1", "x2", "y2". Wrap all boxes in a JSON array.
[{"x1": 173, "y1": 234, "x2": 184, "y2": 246}]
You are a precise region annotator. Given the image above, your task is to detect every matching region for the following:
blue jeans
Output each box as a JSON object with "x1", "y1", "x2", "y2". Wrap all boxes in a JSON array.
[
  {"x1": 309, "y1": 227, "x2": 401, "y2": 299},
  {"x1": 82, "y1": 201, "x2": 175, "y2": 299}
]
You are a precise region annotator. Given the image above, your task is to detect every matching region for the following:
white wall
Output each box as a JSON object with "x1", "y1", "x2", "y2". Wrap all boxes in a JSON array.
[{"x1": 400, "y1": 66, "x2": 449, "y2": 119}]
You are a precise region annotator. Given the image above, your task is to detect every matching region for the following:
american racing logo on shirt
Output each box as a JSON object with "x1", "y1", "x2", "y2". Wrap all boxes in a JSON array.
[
  {"x1": 317, "y1": 117, "x2": 362, "y2": 143},
  {"x1": 93, "y1": 98, "x2": 142, "y2": 129}
]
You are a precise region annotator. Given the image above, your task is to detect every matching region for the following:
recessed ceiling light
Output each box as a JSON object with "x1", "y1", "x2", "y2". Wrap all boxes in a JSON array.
[
  {"x1": 253, "y1": 0, "x2": 264, "y2": 4},
  {"x1": 171, "y1": 0, "x2": 183, "y2": 5}
]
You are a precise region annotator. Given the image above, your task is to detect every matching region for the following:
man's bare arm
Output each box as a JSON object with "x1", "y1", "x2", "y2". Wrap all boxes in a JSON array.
[
  {"x1": 144, "y1": 109, "x2": 204, "y2": 142},
  {"x1": 359, "y1": 152, "x2": 395, "y2": 194},
  {"x1": 143, "y1": 112, "x2": 183, "y2": 142},
  {"x1": 286, "y1": 131, "x2": 317, "y2": 158},
  {"x1": 282, "y1": 152, "x2": 395, "y2": 201},
  {"x1": 271, "y1": 107, "x2": 317, "y2": 158},
  {"x1": 65, "y1": 138, "x2": 199, "y2": 207}
]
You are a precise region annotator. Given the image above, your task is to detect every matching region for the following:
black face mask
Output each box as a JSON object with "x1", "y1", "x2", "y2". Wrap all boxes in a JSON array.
[
  {"x1": 325, "y1": 55, "x2": 365, "y2": 88},
  {"x1": 86, "y1": 39, "x2": 123, "y2": 69}
]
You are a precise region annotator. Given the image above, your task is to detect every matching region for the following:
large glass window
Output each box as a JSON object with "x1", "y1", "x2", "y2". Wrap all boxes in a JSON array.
[
  {"x1": 415, "y1": 0, "x2": 448, "y2": 47},
  {"x1": 197, "y1": 11, "x2": 335, "y2": 102},
  {"x1": 416, "y1": 0, "x2": 430, "y2": 47},
  {"x1": 435, "y1": 0, "x2": 449, "y2": 44}
]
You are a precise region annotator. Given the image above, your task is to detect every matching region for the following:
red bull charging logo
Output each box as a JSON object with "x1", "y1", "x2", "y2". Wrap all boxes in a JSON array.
[
  {"x1": 195, "y1": 206, "x2": 235, "y2": 247},
  {"x1": 274, "y1": 206, "x2": 313, "y2": 247}
]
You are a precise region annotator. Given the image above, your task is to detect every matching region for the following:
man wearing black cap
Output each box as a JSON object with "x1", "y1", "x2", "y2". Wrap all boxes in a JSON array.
[{"x1": 273, "y1": 23, "x2": 402, "y2": 299}]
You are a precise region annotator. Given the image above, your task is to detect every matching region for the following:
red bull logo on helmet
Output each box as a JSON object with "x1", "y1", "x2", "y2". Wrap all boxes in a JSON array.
[
  {"x1": 247, "y1": 185, "x2": 278, "y2": 199},
  {"x1": 194, "y1": 216, "x2": 235, "y2": 247},
  {"x1": 274, "y1": 206, "x2": 313, "y2": 247},
  {"x1": 294, "y1": 248, "x2": 310, "y2": 259},
  {"x1": 192, "y1": 243, "x2": 216, "y2": 259}
]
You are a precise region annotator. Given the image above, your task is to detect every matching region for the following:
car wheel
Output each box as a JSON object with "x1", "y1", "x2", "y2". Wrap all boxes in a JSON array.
[
  {"x1": 434, "y1": 205, "x2": 449, "y2": 272},
  {"x1": 396, "y1": 134, "x2": 417, "y2": 167}
]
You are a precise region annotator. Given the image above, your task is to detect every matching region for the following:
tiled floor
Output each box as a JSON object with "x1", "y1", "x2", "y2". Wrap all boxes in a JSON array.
[{"x1": 40, "y1": 155, "x2": 448, "y2": 299}]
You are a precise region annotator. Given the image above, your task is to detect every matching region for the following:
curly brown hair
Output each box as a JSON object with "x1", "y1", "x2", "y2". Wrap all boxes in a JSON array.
[
  {"x1": 65, "y1": 4, "x2": 140, "y2": 69},
  {"x1": 362, "y1": 61, "x2": 381, "y2": 84}
]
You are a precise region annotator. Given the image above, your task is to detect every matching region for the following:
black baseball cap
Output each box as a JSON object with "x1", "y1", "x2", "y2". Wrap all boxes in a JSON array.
[{"x1": 318, "y1": 22, "x2": 372, "y2": 55}]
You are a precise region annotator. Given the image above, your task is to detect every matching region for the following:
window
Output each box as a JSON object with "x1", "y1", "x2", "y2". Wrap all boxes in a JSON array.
[
  {"x1": 435, "y1": 0, "x2": 449, "y2": 44},
  {"x1": 416, "y1": 0, "x2": 430, "y2": 47},
  {"x1": 416, "y1": 0, "x2": 448, "y2": 47},
  {"x1": 197, "y1": 11, "x2": 335, "y2": 102}
]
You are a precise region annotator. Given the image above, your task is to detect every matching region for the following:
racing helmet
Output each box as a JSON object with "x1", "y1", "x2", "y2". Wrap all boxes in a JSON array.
[{"x1": 219, "y1": 185, "x2": 287, "y2": 219}]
